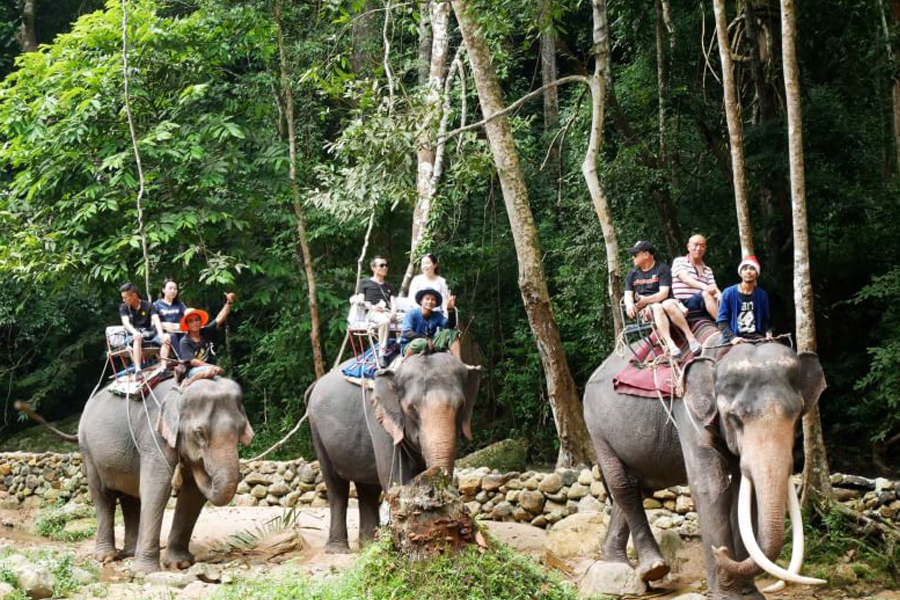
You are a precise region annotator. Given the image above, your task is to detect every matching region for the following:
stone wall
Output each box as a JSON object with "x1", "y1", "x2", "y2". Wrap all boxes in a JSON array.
[{"x1": 2, "y1": 452, "x2": 898, "y2": 533}]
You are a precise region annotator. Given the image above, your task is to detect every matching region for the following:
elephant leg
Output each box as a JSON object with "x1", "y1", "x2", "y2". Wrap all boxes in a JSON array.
[
  {"x1": 593, "y1": 438, "x2": 668, "y2": 581},
  {"x1": 356, "y1": 483, "x2": 382, "y2": 546},
  {"x1": 132, "y1": 464, "x2": 173, "y2": 574},
  {"x1": 682, "y1": 444, "x2": 753, "y2": 600},
  {"x1": 84, "y1": 459, "x2": 118, "y2": 563},
  {"x1": 601, "y1": 501, "x2": 631, "y2": 563},
  {"x1": 119, "y1": 495, "x2": 140, "y2": 558},
  {"x1": 165, "y1": 478, "x2": 204, "y2": 569}
]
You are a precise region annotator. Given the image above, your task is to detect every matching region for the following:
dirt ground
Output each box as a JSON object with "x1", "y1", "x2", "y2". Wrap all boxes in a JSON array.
[{"x1": 0, "y1": 504, "x2": 897, "y2": 600}]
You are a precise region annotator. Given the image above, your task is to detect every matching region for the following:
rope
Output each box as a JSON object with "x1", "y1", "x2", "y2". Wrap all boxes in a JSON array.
[
  {"x1": 244, "y1": 409, "x2": 309, "y2": 463},
  {"x1": 139, "y1": 384, "x2": 174, "y2": 477}
]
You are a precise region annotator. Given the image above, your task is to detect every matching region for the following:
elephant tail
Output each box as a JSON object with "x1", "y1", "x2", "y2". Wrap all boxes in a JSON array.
[{"x1": 14, "y1": 401, "x2": 79, "y2": 443}]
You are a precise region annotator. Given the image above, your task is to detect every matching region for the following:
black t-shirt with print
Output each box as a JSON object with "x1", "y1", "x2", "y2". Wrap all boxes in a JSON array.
[
  {"x1": 119, "y1": 300, "x2": 157, "y2": 330},
  {"x1": 180, "y1": 321, "x2": 219, "y2": 364},
  {"x1": 356, "y1": 278, "x2": 394, "y2": 307},
  {"x1": 625, "y1": 261, "x2": 673, "y2": 299},
  {"x1": 737, "y1": 292, "x2": 756, "y2": 335}
]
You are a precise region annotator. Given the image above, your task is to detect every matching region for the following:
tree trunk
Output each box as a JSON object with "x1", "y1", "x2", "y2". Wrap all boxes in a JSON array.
[
  {"x1": 582, "y1": 0, "x2": 623, "y2": 339},
  {"x1": 417, "y1": 0, "x2": 433, "y2": 86},
  {"x1": 451, "y1": 0, "x2": 595, "y2": 467},
  {"x1": 276, "y1": 0, "x2": 326, "y2": 379},
  {"x1": 538, "y1": 0, "x2": 559, "y2": 132},
  {"x1": 386, "y1": 467, "x2": 479, "y2": 559},
  {"x1": 401, "y1": 0, "x2": 451, "y2": 295},
  {"x1": 779, "y1": 0, "x2": 832, "y2": 504},
  {"x1": 18, "y1": 0, "x2": 37, "y2": 53},
  {"x1": 655, "y1": 0, "x2": 675, "y2": 191},
  {"x1": 712, "y1": 0, "x2": 754, "y2": 258},
  {"x1": 879, "y1": 0, "x2": 900, "y2": 187}
]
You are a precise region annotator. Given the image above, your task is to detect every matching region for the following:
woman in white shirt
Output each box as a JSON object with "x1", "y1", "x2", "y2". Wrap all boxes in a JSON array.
[{"x1": 408, "y1": 253, "x2": 451, "y2": 315}]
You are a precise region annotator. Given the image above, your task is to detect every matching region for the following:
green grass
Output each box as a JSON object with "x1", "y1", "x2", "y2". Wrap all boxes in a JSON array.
[
  {"x1": 210, "y1": 533, "x2": 604, "y2": 600},
  {"x1": 0, "y1": 548, "x2": 96, "y2": 598},
  {"x1": 33, "y1": 505, "x2": 95, "y2": 542}
]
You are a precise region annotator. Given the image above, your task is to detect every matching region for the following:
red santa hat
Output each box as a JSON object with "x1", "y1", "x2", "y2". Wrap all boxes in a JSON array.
[{"x1": 737, "y1": 255, "x2": 761, "y2": 276}]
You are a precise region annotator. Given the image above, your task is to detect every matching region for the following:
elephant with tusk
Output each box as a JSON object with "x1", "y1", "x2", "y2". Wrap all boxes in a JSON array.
[{"x1": 583, "y1": 340, "x2": 827, "y2": 600}]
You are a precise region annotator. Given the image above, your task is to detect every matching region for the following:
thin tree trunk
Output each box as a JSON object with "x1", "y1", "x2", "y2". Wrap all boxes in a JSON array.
[
  {"x1": 538, "y1": 0, "x2": 559, "y2": 132},
  {"x1": 276, "y1": 0, "x2": 325, "y2": 379},
  {"x1": 451, "y1": 0, "x2": 594, "y2": 467},
  {"x1": 713, "y1": 0, "x2": 754, "y2": 258},
  {"x1": 18, "y1": 0, "x2": 37, "y2": 52},
  {"x1": 582, "y1": 0, "x2": 623, "y2": 339},
  {"x1": 779, "y1": 0, "x2": 832, "y2": 504},
  {"x1": 878, "y1": 0, "x2": 900, "y2": 187},
  {"x1": 401, "y1": 0, "x2": 451, "y2": 295},
  {"x1": 655, "y1": 0, "x2": 673, "y2": 190},
  {"x1": 417, "y1": 0, "x2": 433, "y2": 85}
]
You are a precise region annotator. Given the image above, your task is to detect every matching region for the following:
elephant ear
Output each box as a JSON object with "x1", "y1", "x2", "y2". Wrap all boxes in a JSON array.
[
  {"x1": 797, "y1": 352, "x2": 826, "y2": 414},
  {"x1": 156, "y1": 396, "x2": 181, "y2": 449},
  {"x1": 681, "y1": 357, "x2": 717, "y2": 429},
  {"x1": 460, "y1": 365, "x2": 482, "y2": 441},
  {"x1": 372, "y1": 371, "x2": 405, "y2": 445}
]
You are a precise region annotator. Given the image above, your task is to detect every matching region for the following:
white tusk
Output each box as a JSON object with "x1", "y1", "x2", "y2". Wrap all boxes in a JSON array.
[
  {"x1": 737, "y1": 475, "x2": 826, "y2": 587},
  {"x1": 761, "y1": 477, "x2": 807, "y2": 593}
]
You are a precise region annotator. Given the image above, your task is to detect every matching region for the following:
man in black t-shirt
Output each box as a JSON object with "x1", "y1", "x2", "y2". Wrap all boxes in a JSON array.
[
  {"x1": 355, "y1": 255, "x2": 399, "y2": 363},
  {"x1": 179, "y1": 293, "x2": 236, "y2": 379},
  {"x1": 623, "y1": 241, "x2": 703, "y2": 360},
  {"x1": 119, "y1": 282, "x2": 169, "y2": 379}
]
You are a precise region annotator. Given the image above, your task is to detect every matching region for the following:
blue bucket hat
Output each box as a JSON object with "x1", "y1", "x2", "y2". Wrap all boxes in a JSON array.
[{"x1": 414, "y1": 288, "x2": 443, "y2": 307}]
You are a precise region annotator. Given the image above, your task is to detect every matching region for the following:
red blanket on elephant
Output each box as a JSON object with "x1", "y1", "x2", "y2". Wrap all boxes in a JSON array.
[{"x1": 612, "y1": 320, "x2": 720, "y2": 398}]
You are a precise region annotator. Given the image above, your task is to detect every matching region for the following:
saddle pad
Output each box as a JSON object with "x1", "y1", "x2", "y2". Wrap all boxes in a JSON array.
[{"x1": 612, "y1": 320, "x2": 720, "y2": 398}]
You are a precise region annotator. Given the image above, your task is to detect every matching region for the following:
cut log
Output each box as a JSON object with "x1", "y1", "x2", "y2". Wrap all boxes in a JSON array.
[{"x1": 386, "y1": 467, "x2": 482, "y2": 560}]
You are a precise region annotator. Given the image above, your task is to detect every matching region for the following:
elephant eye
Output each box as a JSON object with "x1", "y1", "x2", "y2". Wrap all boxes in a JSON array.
[{"x1": 193, "y1": 426, "x2": 208, "y2": 445}]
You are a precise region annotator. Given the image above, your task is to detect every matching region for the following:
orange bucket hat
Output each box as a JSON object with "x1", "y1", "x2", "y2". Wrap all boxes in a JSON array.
[{"x1": 180, "y1": 308, "x2": 209, "y2": 332}]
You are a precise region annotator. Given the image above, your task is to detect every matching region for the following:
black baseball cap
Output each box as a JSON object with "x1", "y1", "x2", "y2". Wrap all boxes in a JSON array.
[{"x1": 627, "y1": 240, "x2": 655, "y2": 256}]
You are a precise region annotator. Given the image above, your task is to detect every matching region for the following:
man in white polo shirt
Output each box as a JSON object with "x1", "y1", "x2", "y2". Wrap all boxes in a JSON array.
[{"x1": 671, "y1": 234, "x2": 720, "y2": 320}]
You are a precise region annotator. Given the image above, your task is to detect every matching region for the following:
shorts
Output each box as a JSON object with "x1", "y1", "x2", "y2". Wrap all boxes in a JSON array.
[
  {"x1": 124, "y1": 329, "x2": 163, "y2": 347},
  {"x1": 683, "y1": 292, "x2": 706, "y2": 313},
  {"x1": 404, "y1": 329, "x2": 460, "y2": 355}
]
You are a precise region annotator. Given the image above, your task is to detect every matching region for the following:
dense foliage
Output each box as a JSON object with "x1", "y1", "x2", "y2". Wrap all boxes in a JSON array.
[{"x1": 0, "y1": 0, "x2": 897, "y2": 472}]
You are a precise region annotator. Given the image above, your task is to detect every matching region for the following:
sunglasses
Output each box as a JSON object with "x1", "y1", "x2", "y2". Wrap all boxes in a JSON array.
[{"x1": 376, "y1": 263, "x2": 388, "y2": 268}]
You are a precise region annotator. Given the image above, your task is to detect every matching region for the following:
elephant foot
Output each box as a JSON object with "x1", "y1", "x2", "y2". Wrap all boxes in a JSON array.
[
  {"x1": 118, "y1": 545, "x2": 136, "y2": 559},
  {"x1": 131, "y1": 558, "x2": 161, "y2": 576},
  {"x1": 325, "y1": 541, "x2": 351, "y2": 554},
  {"x1": 93, "y1": 547, "x2": 118, "y2": 564},
  {"x1": 636, "y1": 558, "x2": 670, "y2": 582},
  {"x1": 163, "y1": 548, "x2": 195, "y2": 570}
]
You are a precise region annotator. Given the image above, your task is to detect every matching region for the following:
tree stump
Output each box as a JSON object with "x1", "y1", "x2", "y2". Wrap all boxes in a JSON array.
[{"x1": 386, "y1": 467, "x2": 481, "y2": 560}]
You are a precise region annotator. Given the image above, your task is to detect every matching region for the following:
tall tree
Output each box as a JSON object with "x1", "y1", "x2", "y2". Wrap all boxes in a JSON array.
[
  {"x1": 17, "y1": 0, "x2": 37, "y2": 52},
  {"x1": 537, "y1": 0, "x2": 559, "y2": 132},
  {"x1": 401, "y1": 0, "x2": 451, "y2": 294},
  {"x1": 582, "y1": 0, "x2": 623, "y2": 339},
  {"x1": 451, "y1": 0, "x2": 595, "y2": 467},
  {"x1": 712, "y1": 0, "x2": 754, "y2": 257},
  {"x1": 275, "y1": 0, "x2": 325, "y2": 378},
  {"x1": 779, "y1": 0, "x2": 832, "y2": 503},
  {"x1": 877, "y1": 0, "x2": 900, "y2": 187}
]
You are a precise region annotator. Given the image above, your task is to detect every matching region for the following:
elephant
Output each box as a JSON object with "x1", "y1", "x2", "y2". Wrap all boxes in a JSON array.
[
  {"x1": 583, "y1": 341, "x2": 826, "y2": 600},
  {"x1": 307, "y1": 351, "x2": 481, "y2": 553},
  {"x1": 22, "y1": 376, "x2": 254, "y2": 574}
]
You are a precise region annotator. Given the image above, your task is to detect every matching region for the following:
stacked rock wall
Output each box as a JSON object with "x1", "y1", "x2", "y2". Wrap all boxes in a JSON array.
[{"x1": 2, "y1": 452, "x2": 898, "y2": 532}]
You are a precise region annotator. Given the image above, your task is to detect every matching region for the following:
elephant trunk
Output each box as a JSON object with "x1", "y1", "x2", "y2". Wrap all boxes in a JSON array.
[
  {"x1": 192, "y1": 443, "x2": 240, "y2": 506},
  {"x1": 419, "y1": 402, "x2": 459, "y2": 474}
]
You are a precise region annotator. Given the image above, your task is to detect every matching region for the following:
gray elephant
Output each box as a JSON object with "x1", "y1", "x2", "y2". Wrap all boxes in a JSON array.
[
  {"x1": 583, "y1": 341, "x2": 826, "y2": 600},
  {"x1": 22, "y1": 377, "x2": 253, "y2": 574},
  {"x1": 307, "y1": 352, "x2": 480, "y2": 553}
]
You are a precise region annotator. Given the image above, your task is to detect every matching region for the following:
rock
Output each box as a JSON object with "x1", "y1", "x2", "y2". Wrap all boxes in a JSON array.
[
  {"x1": 592, "y1": 465, "x2": 601, "y2": 480},
  {"x1": 282, "y1": 491, "x2": 301, "y2": 507},
  {"x1": 505, "y1": 490, "x2": 520, "y2": 503},
  {"x1": 538, "y1": 474, "x2": 563, "y2": 494},
  {"x1": 579, "y1": 560, "x2": 647, "y2": 596},
  {"x1": 590, "y1": 481, "x2": 606, "y2": 500},
  {"x1": 512, "y1": 507, "x2": 530, "y2": 521},
  {"x1": 311, "y1": 496, "x2": 329, "y2": 508},
  {"x1": 675, "y1": 495, "x2": 694, "y2": 514},
  {"x1": 300, "y1": 491, "x2": 316, "y2": 503},
  {"x1": 268, "y1": 482, "x2": 290, "y2": 497},
  {"x1": 187, "y1": 563, "x2": 221, "y2": 583},
  {"x1": 643, "y1": 498, "x2": 662, "y2": 509},
  {"x1": 250, "y1": 485, "x2": 268, "y2": 499},
  {"x1": 653, "y1": 489, "x2": 677, "y2": 500},
  {"x1": 481, "y1": 474, "x2": 508, "y2": 492},
  {"x1": 840, "y1": 475, "x2": 875, "y2": 490},
  {"x1": 235, "y1": 481, "x2": 250, "y2": 495},
  {"x1": 875, "y1": 477, "x2": 891, "y2": 493},
  {"x1": 282, "y1": 470, "x2": 295, "y2": 482},
  {"x1": 17, "y1": 566, "x2": 56, "y2": 599},
  {"x1": 297, "y1": 464, "x2": 318, "y2": 484},
  {"x1": 506, "y1": 478, "x2": 523, "y2": 490},
  {"x1": 578, "y1": 469, "x2": 593, "y2": 486},
  {"x1": 145, "y1": 571, "x2": 193, "y2": 588},
  {"x1": 524, "y1": 477, "x2": 540, "y2": 490},
  {"x1": 657, "y1": 529, "x2": 683, "y2": 568},
  {"x1": 0, "y1": 582, "x2": 14, "y2": 598},
  {"x1": 519, "y1": 490, "x2": 545, "y2": 514},
  {"x1": 464, "y1": 501, "x2": 481, "y2": 516},
  {"x1": 543, "y1": 512, "x2": 608, "y2": 558},
  {"x1": 545, "y1": 491, "x2": 567, "y2": 503},
  {"x1": 673, "y1": 594, "x2": 706, "y2": 600},
  {"x1": 578, "y1": 495, "x2": 604, "y2": 513},
  {"x1": 243, "y1": 472, "x2": 273, "y2": 486},
  {"x1": 456, "y1": 472, "x2": 482, "y2": 496},
  {"x1": 265, "y1": 494, "x2": 280, "y2": 506},
  {"x1": 833, "y1": 488, "x2": 860, "y2": 502},
  {"x1": 678, "y1": 519, "x2": 700, "y2": 537},
  {"x1": 233, "y1": 494, "x2": 257, "y2": 507},
  {"x1": 492, "y1": 501, "x2": 514, "y2": 519},
  {"x1": 180, "y1": 581, "x2": 217, "y2": 599},
  {"x1": 71, "y1": 567, "x2": 94, "y2": 585},
  {"x1": 531, "y1": 515, "x2": 547, "y2": 528},
  {"x1": 557, "y1": 469, "x2": 578, "y2": 487},
  {"x1": 475, "y1": 491, "x2": 489, "y2": 503},
  {"x1": 567, "y1": 482, "x2": 589, "y2": 500},
  {"x1": 456, "y1": 439, "x2": 527, "y2": 472}
]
